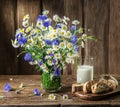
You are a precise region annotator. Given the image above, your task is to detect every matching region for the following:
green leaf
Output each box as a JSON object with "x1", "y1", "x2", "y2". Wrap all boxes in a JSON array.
[{"x1": 87, "y1": 36, "x2": 97, "y2": 41}]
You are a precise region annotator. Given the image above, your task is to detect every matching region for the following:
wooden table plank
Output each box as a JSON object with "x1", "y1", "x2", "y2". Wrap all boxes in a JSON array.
[{"x1": 0, "y1": 75, "x2": 119, "y2": 106}]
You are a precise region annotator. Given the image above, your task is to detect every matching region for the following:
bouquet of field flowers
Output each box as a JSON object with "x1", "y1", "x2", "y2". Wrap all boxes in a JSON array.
[{"x1": 12, "y1": 10, "x2": 95, "y2": 92}]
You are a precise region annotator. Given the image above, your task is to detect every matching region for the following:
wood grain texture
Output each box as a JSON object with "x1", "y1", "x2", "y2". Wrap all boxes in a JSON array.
[
  {"x1": 0, "y1": 75, "x2": 119, "y2": 106},
  {"x1": 84, "y1": 0, "x2": 110, "y2": 75},
  {"x1": 42, "y1": 0, "x2": 64, "y2": 18},
  {"x1": 0, "y1": 0, "x2": 120, "y2": 76},
  {"x1": 64, "y1": 0, "x2": 83, "y2": 76},
  {"x1": 17, "y1": 0, "x2": 42, "y2": 74},
  {"x1": 0, "y1": 0, "x2": 18, "y2": 74},
  {"x1": 109, "y1": 0, "x2": 120, "y2": 75}
]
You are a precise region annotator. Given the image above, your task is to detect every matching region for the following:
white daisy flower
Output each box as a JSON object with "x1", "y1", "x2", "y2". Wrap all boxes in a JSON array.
[
  {"x1": 63, "y1": 16, "x2": 70, "y2": 21},
  {"x1": 23, "y1": 14, "x2": 29, "y2": 21},
  {"x1": 43, "y1": 67, "x2": 49, "y2": 73},
  {"x1": 40, "y1": 25, "x2": 47, "y2": 31},
  {"x1": 66, "y1": 31, "x2": 72, "y2": 38},
  {"x1": 46, "y1": 49, "x2": 53, "y2": 54},
  {"x1": 66, "y1": 58, "x2": 74, "y2": 64},
  {"x1": 63, "y1": 16, "x2": 70, "y2": 25},
  {"x1": 48, "y1": 94, "x2": 56, "y2": 100},
  {"x1": 49, "y1": 26, "x2": 54, "y2": 31},
  {"x1": 25, "y1": 26, "x2": 33, "y2": 33},
  {"x1": 63, "y1": 94, "x2": 68, "y2": 100},
  {"x1": 60, "y1": 42, "x2": 66, "y2": 49},
  {"x1": 62, "y1": 24, "x2": 67, "y2": 31},
  {"x1": 67, "y1": 43, "x2": 73, "y2": 50},
  {"x1": 55, "y1": 53, "x2": 61, "y2": 59},
  {"x1": 45, "y1": 55, "x2": 51, "y2": 59},
  {"x1": 53, "y1": 45, "x2": 59, "y2": 50},
  {"x1": 19, "y1": 28, "x2": 25, "y2": 33},
  {"x1": 78, "y1": 27, "x2": 83, "y2": 33},
  {"x1": 47, "y1": 60, "x2": 53, "y2": 66},
  {"x1": 36, "y1": 21, "x2": 42, "y2": 27},
  {"x1": 22, "y1": 20, "x2": 29, "y2": 27},
  {"x1": 59, "y1": 30, "x2": 66, "y2": 37},
  {"x1": 11, "y1": 39, "x2": 20, "y2": 48},
  {"x1": 53, "y1": 14, "x2": 61, "y2": 22},
  {"x1": 82, "y1": 34, "x2": 87, "y2": 41},
  {"x1": 41, "y1": 63, "x2": 46, "y2": 69},
  {"x1": 42, "y1": 10, "x2": 49, "y2": 15},
  {"x1": 72, "y1": 20, "x2": 80, "y2": 25}
]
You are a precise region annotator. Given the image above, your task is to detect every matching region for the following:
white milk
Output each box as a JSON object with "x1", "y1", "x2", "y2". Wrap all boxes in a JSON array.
[{"x1": 77, "y1": 65, "x2": 93, "y2": 83}]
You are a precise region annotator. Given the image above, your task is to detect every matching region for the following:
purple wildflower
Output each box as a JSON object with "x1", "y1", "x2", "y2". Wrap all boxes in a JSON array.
[
  {"x1": 70, "y1": 25, "x2": 77, "y2": 31},
  {"x1": 71, "y1": 35, "x2": 77, "y2": 45},
  {"x1": 33, "y1": 89, "x2": 41, "y2": 96},
  {"x1": 54, "y1": 67, "x2": 61, "y2": 77},
  {"x1": 37, "y1": 15, "x2": 47, "y2": 21},
  {"x1": 43, "y1": 21, "x2": 51, "y2": 27},
  {"x1": 74, "y1": 45, "x2": 79, "y2": 52},
  {"x1": 44, "y1": 40, "x2": 52, "y2": 45},
  {"x1": 24, "y1": 53, "x2": 32, "y2": 61},
  {"x1": 52, "y1": 39, "x2": 60, "y2": 45},
  {"x1": 4, "y1": 83, "x2": 11, "y2": 92},
  {"x1": 38, "y1": 61, "x2": 43, "y2": 66},
  {"x1": 49, "y1": 53, "x2": 54, "y2": 57}
]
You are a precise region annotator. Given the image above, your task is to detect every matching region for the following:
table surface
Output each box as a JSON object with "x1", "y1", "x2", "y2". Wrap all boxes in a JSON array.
[{"x1": 0, "y1": 75, "x2": 120, "y2": 107}]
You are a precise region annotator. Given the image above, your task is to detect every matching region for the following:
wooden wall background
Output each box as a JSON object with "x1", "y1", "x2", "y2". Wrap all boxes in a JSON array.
[{"x1": 0, "y1": 0, "x2": 119, "y2": 75}]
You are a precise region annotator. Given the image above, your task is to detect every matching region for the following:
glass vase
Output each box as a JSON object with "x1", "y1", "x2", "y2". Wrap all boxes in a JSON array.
[{"x1": 41, "y1": 72, "x2": 62, "y2": 92}]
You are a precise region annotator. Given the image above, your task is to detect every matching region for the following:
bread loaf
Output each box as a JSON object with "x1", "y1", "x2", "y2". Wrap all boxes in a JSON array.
[
  {"x1": 100, "y1": 75, "x2": 118, "y2": 90},
  {"x1": 91, "y1": 81, "x2": 110, "y2": 94},
  {"x1": 73, "y1": 75, "x2": 118, "y2": 94},
  {"x1": 83, "y1": 80, "x2": 96, "y2": 94}
]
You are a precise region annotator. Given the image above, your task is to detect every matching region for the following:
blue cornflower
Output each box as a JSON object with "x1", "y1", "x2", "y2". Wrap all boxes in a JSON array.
[
  {"x1": 37, "y1": 15, "x2": 47, "y2": 21},
  {"x1": 24, "y1": 53, "x2": 32, "y2": 61},
  {"x1": 18, "y1": 36, "x2": 27, "y2": 45},
  {"x1": 38, "y1": 61, "x2": 42, "y2": 66},
  {"x1": 70, "y1": 25, "x2": 77, "y2": 31},
  {"x1": 52, "y1": 59, "x2": 57, "y2": 64},
  {"x1": 49, "y1": 53, "x2": 54, "y2": 57},
  {"x1": 43, "y1": 21, "x2": 51, "y2": 27},
  {"x1": 44, "y1": 40, "x2": 52, "y2": 45},
  {"x1": 4, "y1": 83, "x2": 11, "y2": 92},
  {"x1": 33, "y1": 89, "x2": 41, "y2": 96},
  {"x1": 54, "y1": 67, "x2": 61, "y2": 77},
  {"x1": 74, "y1": 45, "x2": 79, "y2": 52},
  {"x1": 56, "y1": 24, "x2": 61, "y2": 28},
  {"x1": 71, "y1": 35, "x2": 77, "y2": 45},
  {"x1": 52, "y1": 39, "x2": 60, "y2": 45},
  {"x1": 15, "y1": 33, "x2": 22, "y2": 41}
]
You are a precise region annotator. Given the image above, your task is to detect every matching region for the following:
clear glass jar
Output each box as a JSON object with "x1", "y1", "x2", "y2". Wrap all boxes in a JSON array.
[
  {"x1": 41, "y1": 72, "x2": 62, "y2": 92},
  {"x1": 77, "y1": 57, "x2": 94, "y2": 83}
]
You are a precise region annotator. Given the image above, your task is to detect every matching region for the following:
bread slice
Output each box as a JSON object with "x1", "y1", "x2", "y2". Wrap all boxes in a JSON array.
[
  {"x1": 91, "y1": 81, "x2": 110, "y2": 94},
  {"x1": 83, "y1": 80, "x2": 96, "y2": 94}
]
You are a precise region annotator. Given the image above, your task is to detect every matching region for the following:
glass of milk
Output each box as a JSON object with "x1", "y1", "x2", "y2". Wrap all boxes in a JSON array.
[{"x1": 77, "y1": 57, "x2": 94, "y2": 83}]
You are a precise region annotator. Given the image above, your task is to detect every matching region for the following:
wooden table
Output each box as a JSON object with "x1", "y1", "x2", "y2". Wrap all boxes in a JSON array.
[{"x1": 0, "y1": 75, "x2": 119, "y2": 107}]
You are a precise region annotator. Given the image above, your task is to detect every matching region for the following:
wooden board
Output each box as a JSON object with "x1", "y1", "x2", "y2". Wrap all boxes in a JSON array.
[
  {"x1": 63, "y1": 0, "x2": 83, "y2": 76},
  {"x1": 0, "y1": 0, "x2": 18, "y2": 74},
  {"x1": 75, "y1": 87, "x2": 120, "y2": 101},
  {"x1": 0, "y1": 75, "x2": 119, "y2": 106},
  {"x1": 84, "y1": 0, "x2": 110, "y2": 75},
  {"x1": 109, "y1": 0, "x2": 120, "y2": 75},
  {"x1": 17, "y1": 0, "x2": 41, "y2": 74}
]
